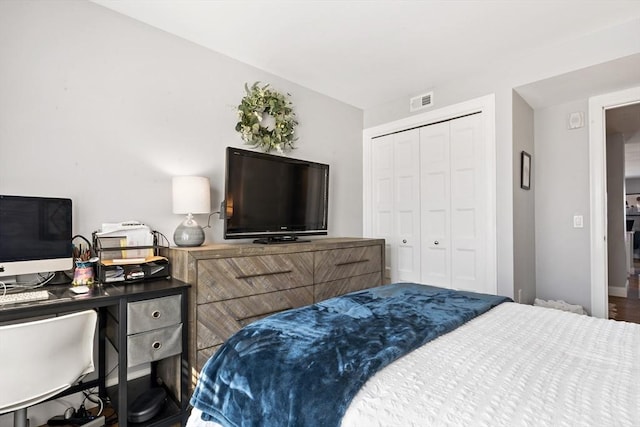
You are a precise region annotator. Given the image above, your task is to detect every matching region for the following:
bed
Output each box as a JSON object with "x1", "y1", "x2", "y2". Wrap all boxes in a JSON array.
[{"x1": 186, "y1": 283, "x2": 640, "y2": 427}]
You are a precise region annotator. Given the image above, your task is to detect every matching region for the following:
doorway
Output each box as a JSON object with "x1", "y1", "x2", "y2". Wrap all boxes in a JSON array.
[
  {"x1": 590, "y1": 86, "x2": 640, "y2": 319},
  {"x1": 608, "y1": 103, "x2": 640, "y2": 324}
]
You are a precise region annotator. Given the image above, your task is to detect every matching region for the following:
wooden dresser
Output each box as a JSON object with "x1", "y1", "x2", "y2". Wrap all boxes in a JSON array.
[{"x1": 169, "y1": 237, "x2": 385, "y2": 384}]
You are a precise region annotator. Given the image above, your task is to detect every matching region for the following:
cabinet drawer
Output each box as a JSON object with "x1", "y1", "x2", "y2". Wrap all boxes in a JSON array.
[
  {"x1": 127, "y1": 295, "x2": 182, "y2": 335},
  {"x1": 196, "y1": 286, "x2": 313, "y2": 349},
  {"x1": 196, "y1": 253, "x2": 314, "y2": 303},
  {"x1": 314, "y1": 245, "x2": 382, "y2": 283},
  {"x1": 127, "y1": 323, "x2": 182, "y2": 367},
  {"x1": 314, "y1": 272, "x2": 383, "y2": 302}
]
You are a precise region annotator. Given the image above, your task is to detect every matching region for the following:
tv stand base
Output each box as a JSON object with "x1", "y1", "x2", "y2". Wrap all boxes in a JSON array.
[{"x1": 253, "y1": 236, "x2": 310, "y2": 244}]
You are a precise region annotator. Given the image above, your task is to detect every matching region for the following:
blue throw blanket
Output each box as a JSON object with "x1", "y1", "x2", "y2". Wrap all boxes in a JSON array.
[{"x1": 191, "y1": 283, "x2": 510, "y2": 427}]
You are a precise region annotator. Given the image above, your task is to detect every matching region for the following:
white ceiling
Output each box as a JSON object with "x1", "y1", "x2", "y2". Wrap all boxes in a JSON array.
[{"x1": 92, "y1": 0, "x2": 640, "y2": 110}]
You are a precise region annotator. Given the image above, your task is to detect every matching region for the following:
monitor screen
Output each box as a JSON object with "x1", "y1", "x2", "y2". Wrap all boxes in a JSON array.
[
  {"x1": 224, "y1": 147, "x2": 329, "y2": 242},
  {"x1": 0, "y1": 195, "x2": 73, "y2": 278}
]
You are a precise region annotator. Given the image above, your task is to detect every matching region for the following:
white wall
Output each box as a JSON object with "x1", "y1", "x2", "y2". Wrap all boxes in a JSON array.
[
  {"x1": 364, "y1": 18, "x2": 640, "y2": 302},
  {"x1": 534, "y1": 99, "x2": 591, "y2": 310},
  {"x1": 512, "y1": 91, "x2": 535, "y2": 304},
  {"x1": 0, "y1": 1, "x2": 364, "y2": 246}
]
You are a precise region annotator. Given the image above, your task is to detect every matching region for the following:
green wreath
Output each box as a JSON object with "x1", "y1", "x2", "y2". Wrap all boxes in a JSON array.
[{"x1": 235, "y1": 82, "x2": 298, "y2": 153}]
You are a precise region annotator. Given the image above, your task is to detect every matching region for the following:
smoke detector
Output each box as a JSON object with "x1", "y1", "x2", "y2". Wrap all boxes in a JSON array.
[{"x1": 409, "y1": 91, "x2": 434, "y2": 112}]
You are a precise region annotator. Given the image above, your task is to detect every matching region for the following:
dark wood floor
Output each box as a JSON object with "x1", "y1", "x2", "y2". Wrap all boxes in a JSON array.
[{"x1": 609, "y1": 262, "x2": 640, "y2": 324}]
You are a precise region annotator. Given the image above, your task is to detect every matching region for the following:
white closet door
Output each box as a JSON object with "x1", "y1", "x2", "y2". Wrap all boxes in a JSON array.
[
  {"x1": 450, "y1": 114, "x2": 487, "y2": 293},
  {"x1": 420, "y1": 114, "x2": 487, "y2": 293},
  {"x1": 394, "y1": 129, "x2": 421, "y2": 282},
  {"x1": 371, "y1": 129, "x2": 421, "y2": 283},
  {"x1": 372, "y1": 134, "x2": 395, "y2": 281},
  {"x1": 419, "y1": 121, "x2": 451, "y2": 287}
]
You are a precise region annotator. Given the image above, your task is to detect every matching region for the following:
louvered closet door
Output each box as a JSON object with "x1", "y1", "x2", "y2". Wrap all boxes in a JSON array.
[
  {"x1": 371, "y1": 129, "x2": 421, "y2": 283},
  {"x1": 420, "y1": 114, "x2": 486, "y2": 292}
]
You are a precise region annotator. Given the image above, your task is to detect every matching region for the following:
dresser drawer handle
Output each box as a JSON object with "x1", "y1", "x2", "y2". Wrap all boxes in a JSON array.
[
  {"x1": 236, "y1": 269, "x2": 293, "y2": 280},
  {"x1": 335, "y1": 259, "x2": 369, "y2": 267},
  {"x1": 236, "y1": 307, "x2": 292, "y2": 322},
  {"x1": 152, "y1": 341, "x2": 162, "y2": 350},
  {"x1": 151, "y1": 310, "x2": 161, "y2": 319}
]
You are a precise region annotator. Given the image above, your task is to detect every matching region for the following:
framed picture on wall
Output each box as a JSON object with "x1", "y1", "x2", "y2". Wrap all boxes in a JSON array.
[{"x1": 521, "y1": 151, "x2": 531, "y2": 190}]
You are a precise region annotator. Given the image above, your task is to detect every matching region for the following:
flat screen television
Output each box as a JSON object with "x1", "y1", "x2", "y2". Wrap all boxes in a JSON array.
[
  {"x1": 0, "y1": 195, "x2": 73, "y2": 279},
  {"x1": 223, "y1": 147, "x2": 329, "y2": 243}
]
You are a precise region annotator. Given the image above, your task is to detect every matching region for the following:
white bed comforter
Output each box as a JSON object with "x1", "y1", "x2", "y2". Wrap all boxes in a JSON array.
[{"x1": 188, "y1": 302, "x2": 640, "y2": 427}]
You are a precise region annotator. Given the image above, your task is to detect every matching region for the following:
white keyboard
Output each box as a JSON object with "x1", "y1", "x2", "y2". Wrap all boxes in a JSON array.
[{"x1": 0, "y1": 290, "x2": 50, "y2": 304}]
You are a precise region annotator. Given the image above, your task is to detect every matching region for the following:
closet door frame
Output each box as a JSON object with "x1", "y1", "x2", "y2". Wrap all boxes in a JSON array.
[{"x1": 363, "y1": 94, "x2": 497, "y2": 291}]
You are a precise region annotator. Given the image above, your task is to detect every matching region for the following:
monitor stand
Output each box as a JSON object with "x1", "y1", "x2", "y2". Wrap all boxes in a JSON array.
[
  {"x1": 48, "y1": 270, "x2": 72, "y2": 285},
  {"x1": 253, "y1": 236, "x2": 310, "y2": 245}
]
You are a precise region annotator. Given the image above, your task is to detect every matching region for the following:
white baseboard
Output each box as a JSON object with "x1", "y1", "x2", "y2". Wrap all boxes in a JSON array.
[{"x1": 608, "y1": 280, "x2": 628, "y2": 297}]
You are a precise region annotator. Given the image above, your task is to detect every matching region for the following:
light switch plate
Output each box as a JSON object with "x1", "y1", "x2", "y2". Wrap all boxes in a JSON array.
[{"x1": 573, "y1": 215, "x2": 584, "y2": 228}]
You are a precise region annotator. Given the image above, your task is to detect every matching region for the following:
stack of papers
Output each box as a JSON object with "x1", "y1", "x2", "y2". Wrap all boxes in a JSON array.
[{"x1": 95, "y1": 221, "x2": 154, "y2": 260}]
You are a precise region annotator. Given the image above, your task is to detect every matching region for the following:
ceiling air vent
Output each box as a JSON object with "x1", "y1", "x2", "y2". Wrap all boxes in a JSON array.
[{"x1": 409, "y1": 91, "x2": 434, "y2": 112}]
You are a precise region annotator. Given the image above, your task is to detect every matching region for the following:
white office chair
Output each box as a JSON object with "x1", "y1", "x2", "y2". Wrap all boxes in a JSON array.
[{"x1": 0, "y1": 310, "x2": 97, "y2": 427}]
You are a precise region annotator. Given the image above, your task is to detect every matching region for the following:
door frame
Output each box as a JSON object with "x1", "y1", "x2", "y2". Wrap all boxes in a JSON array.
[
  {"x1": 363, "y1": 94, "x2": 497, "y2": 290},
  {"x1": 589, "y1": 85, "x2": 640, "y2": 318}
]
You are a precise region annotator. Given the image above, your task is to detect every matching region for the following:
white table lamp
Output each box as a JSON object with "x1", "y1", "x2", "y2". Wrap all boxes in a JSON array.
[{"x1": 172, "y1": 176, "x2": 211, "y2": 247}]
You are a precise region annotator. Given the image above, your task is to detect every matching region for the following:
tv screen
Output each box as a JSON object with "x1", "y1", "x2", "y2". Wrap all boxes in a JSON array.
[{"x1": 224, "y1": 147, "x2": 329, "y2": 243}]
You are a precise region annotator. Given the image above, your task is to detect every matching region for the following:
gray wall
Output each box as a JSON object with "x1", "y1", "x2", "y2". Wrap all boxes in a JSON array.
[
  {"x1": 626, "y1": 177, "x2": 640, "y2": 194},
  {"x1": 607, "y1": 133, "x2": 627, "y2": 291},
  {"x1": 0, "y1": 1, "x2": 364, "y2": 246},
  {"x1": 534, "y1": 99, "x2": 591, "y2": 310},
  {"x1": 512, "y1": 91, "x2": 535, "y2": 304}
]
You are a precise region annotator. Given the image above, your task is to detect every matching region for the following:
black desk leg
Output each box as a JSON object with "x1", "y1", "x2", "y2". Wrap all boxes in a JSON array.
[
  {"x1": 117, "y1": 298, "x2": 128, "y2": 427},
  {"x1": 98, "y1": 306, "x2": 107, "y2": 399}
]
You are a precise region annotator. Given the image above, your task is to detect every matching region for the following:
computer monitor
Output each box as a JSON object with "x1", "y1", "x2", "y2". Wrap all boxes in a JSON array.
[{"x1": 0, "y1": 195, "x2": 73, "y2": 280}]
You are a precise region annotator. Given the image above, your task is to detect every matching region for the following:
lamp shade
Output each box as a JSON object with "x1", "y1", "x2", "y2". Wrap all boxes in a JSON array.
[{"x1": 172, "y1": 176, "x2": 211, "y2": 214}]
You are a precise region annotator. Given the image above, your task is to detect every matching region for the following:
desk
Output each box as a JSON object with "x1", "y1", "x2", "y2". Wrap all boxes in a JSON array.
[{"x1": 0, "y1": 279, "x2": 190, "y2": 427}]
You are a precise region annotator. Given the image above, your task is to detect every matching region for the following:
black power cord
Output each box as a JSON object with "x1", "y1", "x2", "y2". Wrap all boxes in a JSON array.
[
  {"x1": 47, "y1": 392, "x2": 106, "y2": 426},
  {"x1": 47, "y1": 405, "x2": 98, "y2": 425}
]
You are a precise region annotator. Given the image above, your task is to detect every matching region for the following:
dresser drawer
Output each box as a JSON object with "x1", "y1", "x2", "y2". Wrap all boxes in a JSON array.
[
  {"x1": 127, "y1": 295, "x2": 182, "y2": 335},
  {"x1": 127, "y1": 323, "x2": 182, "y2": 367},
  {"x1": 196, "y1": 253, "x2": 314, "y2": 303},
  {"x1": 196, "y1": 285, "x2": 313, "y2": 349},
  {"x1": 314, "y1": 245, "x2": 382, "y2": 283},
  {"x1": 196, "y1": 346, "x2": 219, "y2": 375},
  {"x1": 314, "y1": 272, "x2": 382, "y2": 302}
]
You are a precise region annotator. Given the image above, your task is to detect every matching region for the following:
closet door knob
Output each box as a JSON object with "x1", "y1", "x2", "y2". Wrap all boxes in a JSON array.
[
  {"x1": 402, "y1": 239, "x2": 407, "y2": 244},
  {"x1": 434, "y1": 240, "x2": 439, "y2": 245}
]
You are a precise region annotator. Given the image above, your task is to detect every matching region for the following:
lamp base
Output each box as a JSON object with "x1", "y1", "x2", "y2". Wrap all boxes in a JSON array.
[{"x1": 173, "y1": 214, "x2": 205, "y2": 247}]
